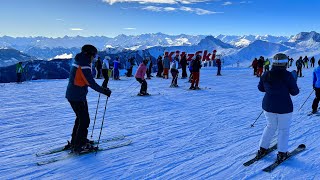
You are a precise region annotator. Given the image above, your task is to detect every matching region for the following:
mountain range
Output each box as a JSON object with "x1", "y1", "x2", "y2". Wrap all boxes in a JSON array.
[{"x1": 0, "y1": 31, "x2": 320, "y2": 68}]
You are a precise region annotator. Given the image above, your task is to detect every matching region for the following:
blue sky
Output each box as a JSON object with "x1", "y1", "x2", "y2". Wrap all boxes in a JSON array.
[{"x1": 0, "y1": 0, "x2": 319, "y2": 37}]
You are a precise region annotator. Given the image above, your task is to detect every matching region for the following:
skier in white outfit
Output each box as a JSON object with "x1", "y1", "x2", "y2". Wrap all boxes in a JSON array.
[{"x1": 257, "y1": 53, "x2": 299, "y2": 163}]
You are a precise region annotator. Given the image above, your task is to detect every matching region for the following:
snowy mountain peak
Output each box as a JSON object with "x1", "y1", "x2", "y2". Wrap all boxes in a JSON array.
[
  {"x1": 289, "y1": 31, "x2": 320, "y2": 43},
  {"x1": 198, "y1": 36, "x2": 234, "y2": 49}
]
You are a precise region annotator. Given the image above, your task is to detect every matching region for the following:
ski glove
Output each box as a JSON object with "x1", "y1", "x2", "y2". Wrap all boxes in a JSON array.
[{"x1": 103, "y1": 88, "x2": 112, "y2": 97}]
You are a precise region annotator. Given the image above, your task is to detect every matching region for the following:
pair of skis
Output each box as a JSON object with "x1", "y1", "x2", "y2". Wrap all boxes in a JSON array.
[
  {"x1": 243, "y1": 144, "x2": 306, "y2": 172},
  {"x1": 36, "y1": 135, "x2": 132, "y2": 166}
]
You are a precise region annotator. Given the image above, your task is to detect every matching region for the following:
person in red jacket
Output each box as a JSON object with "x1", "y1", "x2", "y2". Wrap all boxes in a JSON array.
[
  {"x1": 190, "y1": 55, "x2": 202, "y2": 90},
  {"x1": 216, "y1": 58, "x2": 222, "y2": 76},
  {"x1": 256, "y1": 56, "x2": 265, "y2": 77},
  {"x1": 252, "y1": 58, "x2": 258, "y2": 75},
  {"x1": 135, "y1": 59, "x2": 149, "y2": 96}
]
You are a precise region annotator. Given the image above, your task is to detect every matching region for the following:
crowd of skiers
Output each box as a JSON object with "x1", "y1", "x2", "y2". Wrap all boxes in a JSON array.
[{"x1": 251, "y1": 55, "x2": 317, "y2": 78}]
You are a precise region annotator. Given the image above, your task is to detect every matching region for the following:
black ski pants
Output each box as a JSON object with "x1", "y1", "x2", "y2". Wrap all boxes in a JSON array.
[
  {"x1": 16, "y1": 73, "x2": 22, "y2": 83},
  {"x1": 102, "y1": 69, "x2": 109, "y2": 88},
  {"x1": 69, "y1": 100, "x2": 90, "y2": 148},
  {"x1": 171, "y1": 69, "x2": 178, "y2": 85},
  {"x1": 136, "y1": 78, "x2": 147, "y2": 93},
  {"x1": 217, "y1": 65, "x2": 221, "y2": 75},
  {"x1": 312, "y1": 88, "x2": 320, "y2": 111},
  {"x1": 181, "y1": 65, "x2": 187, "y2": 78},
  {"x1": 297, "y1": 67, "x2": 302, "y2": 77}
]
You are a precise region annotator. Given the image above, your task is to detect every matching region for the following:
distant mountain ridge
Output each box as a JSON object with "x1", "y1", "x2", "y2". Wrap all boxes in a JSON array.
[{"x1": 0, "y1": 31, "x2": 320, "y2": 69}]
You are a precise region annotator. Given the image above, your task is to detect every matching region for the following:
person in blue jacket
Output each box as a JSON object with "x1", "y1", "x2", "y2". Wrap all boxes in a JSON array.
[
  {"x1": 113, "y1": 57, "x2": 120, "y2": 80},
  {"x1": 256, "y1": 53, "x2": 299, "y2": 163},
  {"x1": 65, "y1": 44, "x2": 111, "y2": 153},
  {"x1": 312, "y1": 60, "x2": 320, "y2": 113}
]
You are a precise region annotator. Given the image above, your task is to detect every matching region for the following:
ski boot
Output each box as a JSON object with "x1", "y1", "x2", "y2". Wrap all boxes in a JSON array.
[
  {"x1": 72, "y1": 143, "x2": 98, "y2": 154},
  {"x1": 276, "y1": 151, "x2": 289, "y2": 163},
  {"x1": 63, "y1": 141, "x2": 73, "y2": 150},
  {"x1": 256, "y1": 147, "x2": 267, "y2": 159},
  {"x1": 189, "y1": 86, "x2": 195, "y2": 90}
]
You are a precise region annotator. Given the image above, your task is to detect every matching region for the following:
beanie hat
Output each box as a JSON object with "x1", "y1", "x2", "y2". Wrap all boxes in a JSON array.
[
  {"x1": 81, "y1": 44, "x2": 97, "y2": 56},
  {"x1": 273, "y1": 53, "x2": 288, "y2": 66},
  {"x1": 105, "y1": 56, "x2": 111, "y2": 60}
]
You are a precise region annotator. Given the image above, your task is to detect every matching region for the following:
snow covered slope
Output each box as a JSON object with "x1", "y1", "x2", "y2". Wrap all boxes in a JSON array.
[{"x1": 0, "y1": 66, "x2": 319, "y2": 179}]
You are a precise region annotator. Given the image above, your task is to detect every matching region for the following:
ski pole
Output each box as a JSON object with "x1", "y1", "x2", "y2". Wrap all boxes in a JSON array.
[
  {"x1": 299, "y1": 89, "x2": 315, "y2": 111},
  {"x1": 96, "y1": 97, "x2": 109, "y2": 154},
  {"x1": 90, "y1": 93, "x2": 101, "y2": 138},
  {"x1": 251, "y1": 111, "x2": 263, "y2": 127}
]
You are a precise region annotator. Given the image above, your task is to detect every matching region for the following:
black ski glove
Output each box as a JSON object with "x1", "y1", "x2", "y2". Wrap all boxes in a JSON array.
[{"x1": 103, "y1": 88, "x2": 112, "y2": 97}]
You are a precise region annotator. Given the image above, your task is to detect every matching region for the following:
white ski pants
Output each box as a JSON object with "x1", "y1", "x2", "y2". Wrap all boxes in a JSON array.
[{"x1": 259, "y1": 111, "x2": 292, "y2": 152}]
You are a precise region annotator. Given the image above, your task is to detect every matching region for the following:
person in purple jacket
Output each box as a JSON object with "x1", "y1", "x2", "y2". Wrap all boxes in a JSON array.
[
  {"x1": 256, "y1": 53, "x2": 299, "y2": 163},
  {"x1": 135, "y1": 59, "x2": 149, "y2": 96}
]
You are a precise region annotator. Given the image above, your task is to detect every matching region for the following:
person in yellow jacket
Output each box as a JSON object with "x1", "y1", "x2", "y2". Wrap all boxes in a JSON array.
[
  {"x1": 264, "y1": 58, "x2": 270, "y2": 72},
  {"x1": 16, "y1": 62, "x2": 23, "y2": 83}
]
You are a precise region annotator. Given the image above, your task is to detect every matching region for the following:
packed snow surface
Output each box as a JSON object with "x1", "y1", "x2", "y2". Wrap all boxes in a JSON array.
[{"x1": 1, "y1": 66, "x2": 320, "y2": 179}]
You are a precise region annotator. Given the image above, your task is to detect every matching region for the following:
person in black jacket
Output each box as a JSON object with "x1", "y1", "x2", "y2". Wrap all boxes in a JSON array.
[
  {"x1": 95, "y1": 57, "x2": 102, "y2": 79},
  {"x1": 65, "y1": 45, "x2": 112, "y2": 153},
  {"x1": 310, "y1": 56, "x2": 316, "y2": 68},
  {"x1": 156, "y1": 56, "x2": 163, "y2": 77},
  {"x1": 190, "y1": 55, "x2": 202, "y2": 90},
  {"x1": 256, "y1": 53, "x2": 299, "y2": 163},
  {"x1": 180, "y1": 54, "x2": 188, "y2": 78}
]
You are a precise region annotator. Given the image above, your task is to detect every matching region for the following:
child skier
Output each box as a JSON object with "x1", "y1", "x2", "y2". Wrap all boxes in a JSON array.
[
  {"x1": 135, "y1": 59, "x2": 149, "y2": 96},
  {"x1": 170, "y1": 58, "x2": 179, "y2": 87},
  {"x1": 256, "y1": 53, "x2": 299, "y2": 163},
  {"x1": 65, "y1": 44, "x2": 111, "y2": 153}
]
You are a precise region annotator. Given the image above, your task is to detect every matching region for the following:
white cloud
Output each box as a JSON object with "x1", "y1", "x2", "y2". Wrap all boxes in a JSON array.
[
  {"x1": 222, "y1": 1, "x2": 232, "y2": 5},
  {"x1": 142, "y1": 6, "x2": 162, "y2": 11},
  {"x1": 123, "y1": 27, "x2": 137, "y2": 30},
  {"x1": 52, "y1": 53, "x2": 73, "y2": 59},
  {"x1": 240, "y1": 1, "x2": 252, "y2": 3},
  {"x1": 102, "y1": 0, "x2": 208, "y2": 5},
  {"x1": 164, "y1": 7, "x2": 176, "y2": 11},
  {"x1": 56, "y1": 18, "x2": 64, "y2": 21},
  {"x1": 70, "y1": 28, "x2": 83, "y2": 31},
  {"x1": 142, "y1": 5, "x2": 222, "y2": 15}
]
